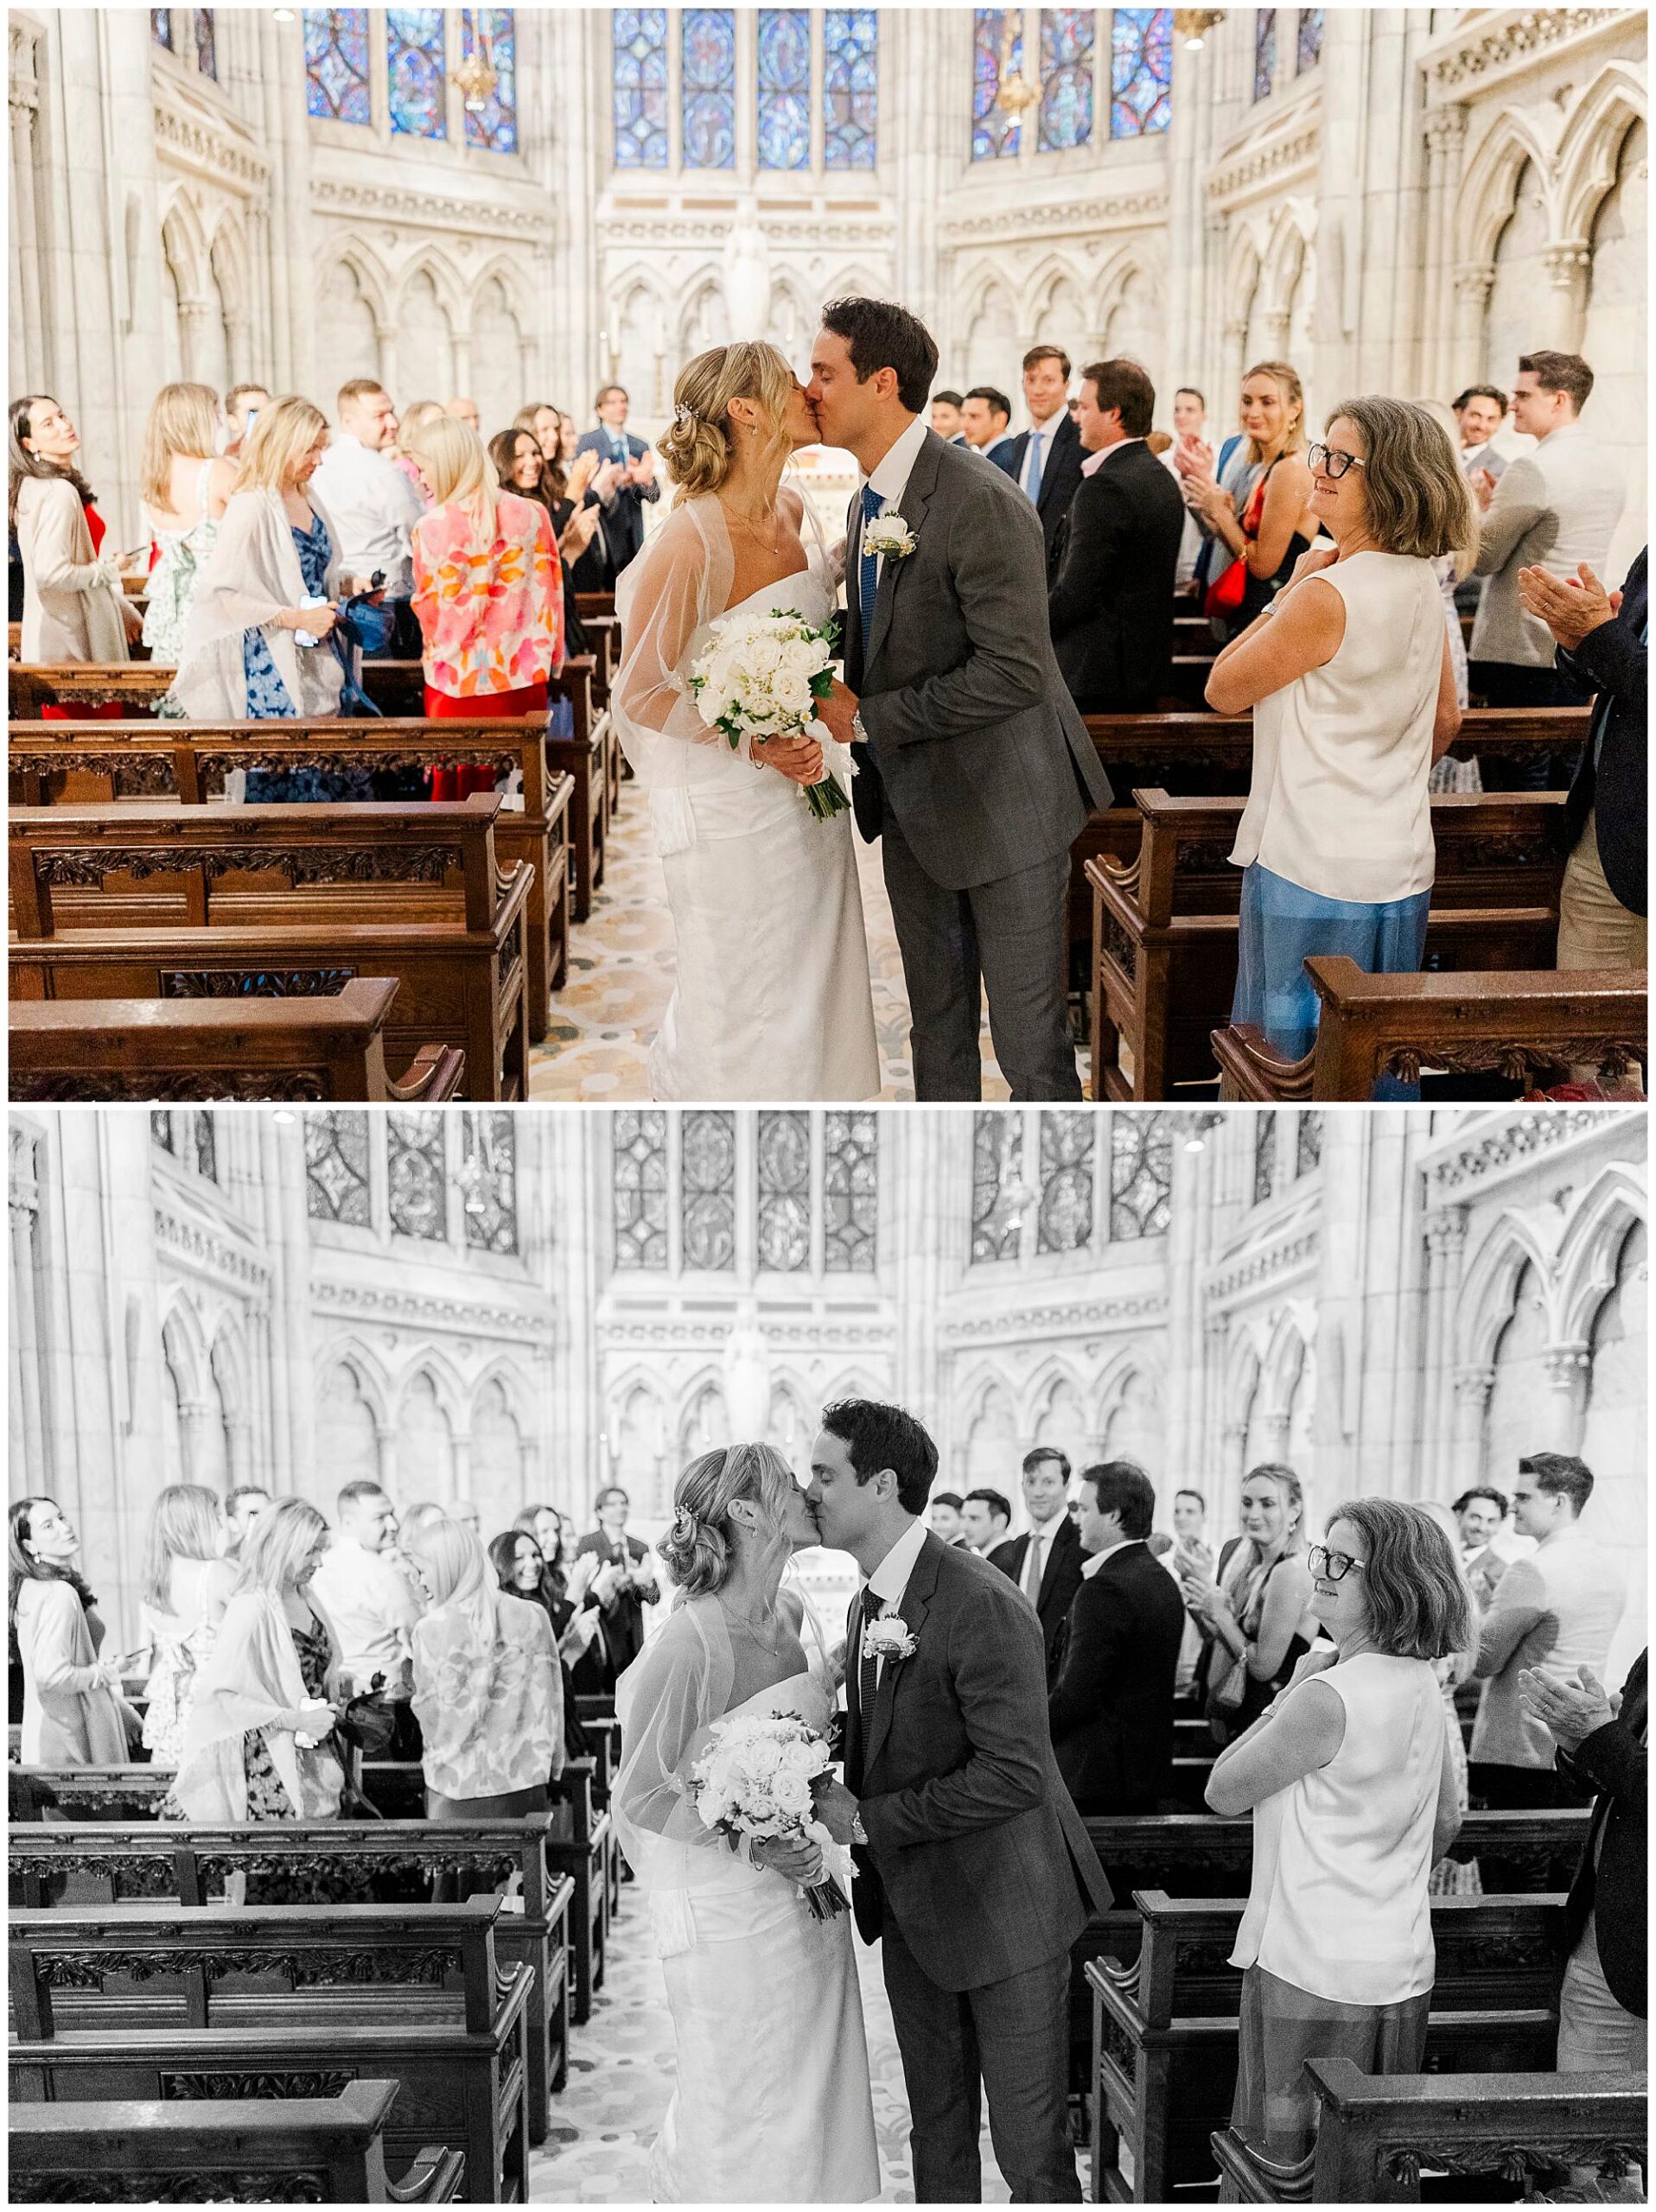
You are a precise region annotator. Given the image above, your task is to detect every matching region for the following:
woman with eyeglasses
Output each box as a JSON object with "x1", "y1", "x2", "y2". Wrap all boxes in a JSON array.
[
  {"x1": 1205, "y1": 1499, "x2": 1468, "y2": 2161},
  {"x1": 1206, "y1": 397, "x2": 1473, "y2": 1090},
  {"x1": 1178, "y1": 1463, "x2": 1320, "y2": 1744}
]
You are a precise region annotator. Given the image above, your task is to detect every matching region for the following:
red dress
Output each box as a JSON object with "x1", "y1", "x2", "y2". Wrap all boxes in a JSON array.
[{"x1": 424, "y1": 681, "x2": 549, "y2": 798}]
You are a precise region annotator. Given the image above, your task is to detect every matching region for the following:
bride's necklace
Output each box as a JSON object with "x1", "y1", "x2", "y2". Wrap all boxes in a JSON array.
[
  {"x1": 718, "y1": 1595, "x2": 785, "y2": 1656},
  {"x1": 718, "y1": 496, "x2": 783, "y2": 556}
]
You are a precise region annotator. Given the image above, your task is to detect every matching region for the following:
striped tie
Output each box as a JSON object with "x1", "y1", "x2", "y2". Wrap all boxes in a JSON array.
[{"x1": 858, "y1": 484, "x2": 882, "y2": 639}]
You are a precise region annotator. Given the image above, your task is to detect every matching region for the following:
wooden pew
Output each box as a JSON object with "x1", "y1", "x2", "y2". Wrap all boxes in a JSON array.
[
  {"x1": 357, "y1": 1757, "x2": 609, "y2": 2026},
  {"x1": 1070, "y1": 706, "x2": 1590, "y2": 951},
  {"x1": 11, "y1": 2081, "x2": 464, "y2": 2203},
  {"x1": 1213, "y1": 956, "x2": 1648, "y2": 1102},
  {"x1": 9, "y1": 795, "x2": 532, "y2": 1102},
  {"x1": 9, "y1": 978, "x2": 465, "y2": 1103},
  {"x1": 9, "y1": 718, "x2": 576, "y2": 1040},
  {"x1": 9, "y1": 1897, "x2": 533, "y2": 2202},
  {"x1": 8, "y1": 1816, "x2": 574, "y2": 2145},
  {"x1": 1209, "y1": 2059, "x2": 1648, "y2": 2203},
  {"x1": 1085, "y1": 1890, "x2": 1564, "y2": 2203},
  {"x1": 1087, "y1": 788, "x2": 1566, "y2": 1102}
]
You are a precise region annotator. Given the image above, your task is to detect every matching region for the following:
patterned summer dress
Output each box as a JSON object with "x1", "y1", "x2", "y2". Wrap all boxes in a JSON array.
[
  {"x1": 243, "y1": 510, "x2": 376, "y2": 804},
  {"x1": 143, "y1": 459, "x2": 220, "y2": 670},
  {"x1": 139, "y1": 1605, "x2": 220, "y2": 1770}
]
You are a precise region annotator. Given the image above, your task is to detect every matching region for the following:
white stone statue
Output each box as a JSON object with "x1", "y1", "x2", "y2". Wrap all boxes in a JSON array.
[
  {"x1": 723, "y1": 216, "x2": 772, "y2": 344},
  {"x1": 721, "y1": 1298, "x2": 772, "y2": 1442}
]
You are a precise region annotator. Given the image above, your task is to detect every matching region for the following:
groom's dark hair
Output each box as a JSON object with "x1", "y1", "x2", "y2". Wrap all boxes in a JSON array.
[
  {"x1": 820, "y1": 1399, "x2": 937, "y2": 1515},
  {"x1": 820, "y1": 298, "x2": 939, "y2": 415}
]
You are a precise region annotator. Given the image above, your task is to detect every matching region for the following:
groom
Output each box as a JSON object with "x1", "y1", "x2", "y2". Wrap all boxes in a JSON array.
[
  {"x1": 810, "y1": 298, "x2": 1113, "y2": 1102},
  {"x1": 807, "y1": 1399, "x2": 1112, "y2": 2203}
]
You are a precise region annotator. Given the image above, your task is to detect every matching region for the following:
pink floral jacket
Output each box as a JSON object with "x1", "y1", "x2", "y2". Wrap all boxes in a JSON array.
[{"x1": 411, "y1": 490, "x2": 564, "y2": 698}]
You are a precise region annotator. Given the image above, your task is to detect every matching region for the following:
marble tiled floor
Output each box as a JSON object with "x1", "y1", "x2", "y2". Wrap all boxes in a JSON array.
[
  {"x1": 526, "y1": 781, "x2": 1086, "y2": 1103},
  {"x1": 530, "y1": 1890, "x2": 1074, "y2": 2203}
]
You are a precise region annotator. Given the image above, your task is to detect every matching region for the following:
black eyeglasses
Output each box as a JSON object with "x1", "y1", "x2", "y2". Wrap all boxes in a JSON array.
[
  {"x1": 1308, "y1": 1542, "x2": 1366, "y2": 1582},
  {"x1": 1308, "y1": 443, "x2": 1366, "y2": 480}
]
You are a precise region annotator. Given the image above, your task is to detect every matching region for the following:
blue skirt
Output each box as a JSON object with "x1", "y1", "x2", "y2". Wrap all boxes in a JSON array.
[{"x1": 1232, "y1": 862, "x2": 1431, "y2": 1101}]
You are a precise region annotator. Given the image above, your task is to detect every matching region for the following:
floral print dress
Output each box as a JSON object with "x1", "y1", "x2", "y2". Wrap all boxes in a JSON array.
[
  {"x1": 411, "y1": 491, "x2": 564, "y2": 702},
  {"x1": 143, "y1": 460, "x2": 220, "y2": 670}
]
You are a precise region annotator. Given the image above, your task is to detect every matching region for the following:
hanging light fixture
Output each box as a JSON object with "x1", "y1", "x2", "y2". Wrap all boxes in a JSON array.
[
  {"x1": 271, "y1": 7, "x2": 296, "y2": 22},
  {"x1": 455, "y1": 21, "x2": 498, "y2": 114},
  {"x1": 1174, "y1": 10, "x2": 1226, "y2": 51},
  {"x1": 996, "y1": 9, "x2": 1041, "y2": 118}
]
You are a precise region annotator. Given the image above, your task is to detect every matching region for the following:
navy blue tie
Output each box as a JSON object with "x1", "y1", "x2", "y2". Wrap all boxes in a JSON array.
[{"x1": 858, "y1": 485, "x2": 882, "y2": 641}]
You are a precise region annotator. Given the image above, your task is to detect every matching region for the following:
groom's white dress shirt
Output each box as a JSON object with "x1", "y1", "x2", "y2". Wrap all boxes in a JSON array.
[
  {"x1": 859, "y1": 1513, "x2": 931, "y2": 1688},
  {"x1": 860, "y1": 412, "x2": 931, "y2": 589}
]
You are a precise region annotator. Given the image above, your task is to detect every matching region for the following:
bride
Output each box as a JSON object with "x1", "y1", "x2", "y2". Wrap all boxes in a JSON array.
[
  {"x1": 613, "y1": 1444, "x2": 879, "y2": 2204},
  {"x1": 612, "y1": 342, "x2": 879, "y2": 1102}
]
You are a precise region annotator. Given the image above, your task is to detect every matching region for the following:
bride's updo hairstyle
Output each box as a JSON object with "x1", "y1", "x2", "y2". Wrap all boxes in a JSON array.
[
  {"x1": 658, "y1": 1441, "x2": 798, "y2": 1599},
  {"x1": 657, "y1": 341, "x2": 796, "y2": 504}
]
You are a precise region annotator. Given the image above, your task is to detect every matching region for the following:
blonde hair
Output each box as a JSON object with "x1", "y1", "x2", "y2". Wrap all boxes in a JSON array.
[
  {"x1": 236, "y1": 396, "x2": 330, "y2": 494},
  {"x1": 234, "y1": 1496, "x2": 328, "y2": 1598},
  {"x1": 657, "y1": 1442, "x2": 799, "y2": 1599},
  {"x1": 404, "y1": 414, "x2": 500, "y2": 549},
  {"x1": 140, "y1": 382, "x2": 221, "y2": 507},
  {"x1": 399, "y1": 399, "x2": 444, "y2": 442},
  {"x1": 1374, "y1": 397, "x2": 1480, "y2": 574},
  {"x1": 404, "y1": 1515, "x2": 487, "y2": 1611},
  {"x1": 1241, "y1": 359, "x2": 1308, "y2": 462},
  {"x1": 658, "y1": 341, "x2": 796, "y2": 503},
  {"x1": 142, "y1": 1483, "x2": 223, "y2": 1611}
]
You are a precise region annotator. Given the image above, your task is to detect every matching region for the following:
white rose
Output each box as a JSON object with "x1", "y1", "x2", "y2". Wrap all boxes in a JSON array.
[
  {"x1": 771, "y1": 1770, "x2": 814, "y2": 1818},
  {"x1": 744, "y1": 635, "x2": 783, "y2": 677},
  {"x1": 772, "y1": 669, "x2": 814, "y2": 716}
]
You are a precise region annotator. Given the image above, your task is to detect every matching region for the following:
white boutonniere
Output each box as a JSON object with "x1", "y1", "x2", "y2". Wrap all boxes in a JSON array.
[
  {"x1": 863, "y1": 512, "x2": 916, "y2": 562},
  {"x1": 863, "y1": 1614, "x2": 919, "y2": 1666}
]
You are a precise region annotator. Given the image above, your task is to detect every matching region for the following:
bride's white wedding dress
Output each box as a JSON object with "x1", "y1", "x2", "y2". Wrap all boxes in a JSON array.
[
  {"x1": 613, "y1": 1597, "x2": 880, "y2": 2204},
  {"x1": 613, "y1": 492, "x2": 880, "y2": 1102}
]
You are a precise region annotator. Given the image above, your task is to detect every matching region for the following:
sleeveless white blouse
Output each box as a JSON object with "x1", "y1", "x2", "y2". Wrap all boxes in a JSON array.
[
  {"x1": 1231, "y1": 1651, "x2": 1446, "y2": 2006},
  {"x1": 1230, "y1": 550, "x2": 1443, "y2": 905}
]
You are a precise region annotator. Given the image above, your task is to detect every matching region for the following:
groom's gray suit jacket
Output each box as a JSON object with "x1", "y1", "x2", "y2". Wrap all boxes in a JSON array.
[
  {"x1": 844, "y1": 1529, "x2": 1112, "y2": 1994},
  {"x1": 845, "y1": 427, "x2": 1113, "y2": 891}
]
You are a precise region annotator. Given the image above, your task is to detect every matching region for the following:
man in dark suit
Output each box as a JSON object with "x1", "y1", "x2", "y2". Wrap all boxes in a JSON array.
[
  {"x1": 575, "y1": 1483, "x2": 660, "y2": 1681},
  {"x1": 987, "y1": 1446, "x2": 1085, "y2": 1682},
  {"x1": 959, "y1": 385, "x2": 1018, "y2": 471},
  {"x1": 1518, "y1": 547, "x2": 1647, "y2": 973},
  {"x1": 1048, "y1": 358, "x2": 1187, "y2": 713},
  {"x1": 573, "y1": 385, "x2": 659, "y2": 575},
  {"x1": 1002, "y1": 344, "x2": 1086, "y2": 565},
  {"x1": 1520, "y1": 1647, "x2": 1646, "y2": 2069},
  {"x1": 1048, "y1": 1462, "x2": 1186, "y2": 1814},
  {"x1": 808, "y1": 1398, "x2": 1111, "y2": 2204}
]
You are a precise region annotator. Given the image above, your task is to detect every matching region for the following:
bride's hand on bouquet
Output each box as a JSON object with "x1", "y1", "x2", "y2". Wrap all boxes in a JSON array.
[
  {"x1": 811, "y1": 1775, "x2": 863, "y2": 1847},
  {"x1": 753, "y1": 732, "x2": 825, "y2": 785},
  {"x1": 753, "y1": 1833, "x2": 824, "y2": 1884}
]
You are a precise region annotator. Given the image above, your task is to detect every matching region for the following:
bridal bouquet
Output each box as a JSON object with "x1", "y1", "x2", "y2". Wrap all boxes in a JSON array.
[
  {"x1": 687, "y1": 608, "x2": 850, "y2": 823},
  {"x1": 688, "y1": 1711, "x2": 850, "y2": 1920}
]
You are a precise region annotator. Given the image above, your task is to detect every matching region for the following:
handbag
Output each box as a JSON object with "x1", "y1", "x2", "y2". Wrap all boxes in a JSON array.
[{"x1": 1201, "y1": 462, "x2": 1274, "y2": 621}]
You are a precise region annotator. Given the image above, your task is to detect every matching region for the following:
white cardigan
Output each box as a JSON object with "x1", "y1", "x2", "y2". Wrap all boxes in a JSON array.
[
  {"x1": 14, "y1": 474, "x2": 131, "y2": 662},
  {"x1": 169, "y1": 484, "x2": 349, "y2": 721}
]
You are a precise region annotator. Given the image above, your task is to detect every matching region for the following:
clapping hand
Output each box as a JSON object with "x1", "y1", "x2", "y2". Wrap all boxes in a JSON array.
[
  {"x1": 561, "y1": 504, "x2": 602, "y2": 560},
  {"x1": 591, "y1": 1560, "x2": 626, "y2": 1606},
  {"x1": 568, "y1": 448, "x2": 601, "y2": 499},
  {"x1": 1518, "y1": 1663, "x2": 1615, "y2": 1751},
  {"x1": 1469, "y1": 467, "x2": 1498, "y2": 512},
  {"x1": 1515, "y1": 562, "x2": 1621, "y2": 651},
  {"x1": 592, "y1": 459, "x2": 625, "y2": 503}
]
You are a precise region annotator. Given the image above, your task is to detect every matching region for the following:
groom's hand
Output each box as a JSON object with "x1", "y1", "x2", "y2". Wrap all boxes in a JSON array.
[
  {"x1": 817, "y1": 677, "x2": 860, "y2": 746},
  {"x1": 811, "y1": 1775, "x2": 863, "y2": 1846}
]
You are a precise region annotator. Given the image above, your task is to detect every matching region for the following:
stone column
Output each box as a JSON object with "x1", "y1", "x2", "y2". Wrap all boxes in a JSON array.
[
  {"x1": 1420, "y1": 106, "x2": 1468, "y2": 395},
  {"x1": 177, "y1": 1398, "x2": 213, "y2": 1484},
  {"x1": 1541, "y1": 1344, "x2": 1591, "y2": 1453},
  {"x1": 1542, "y1": 242, "x2": 1592, "y2": 353},
  {"x1": 176, "y1": 297, "x2": 215, "y2": 380},
  {"x1": 1449, "y1": 1365, "x2": 1494, "y2": 1483},
  {"x1": 1450, "y1": 264, "x2": 1495, "y2": 390},
  {"x1": 1419, "y1": 1207, "x2": 1468, "y2": 1490},
  {"x1": 9, "y1": 21, "x2": 46, "y2": 396},
  {"x1": 9, "y1": 1127, "x2": 45, "y2": 1488}
]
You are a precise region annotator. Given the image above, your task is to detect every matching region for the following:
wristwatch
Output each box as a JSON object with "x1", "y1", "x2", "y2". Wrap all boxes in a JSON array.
[{"x1": 851, "y1": 709, "x2": 869, "y2": 746}]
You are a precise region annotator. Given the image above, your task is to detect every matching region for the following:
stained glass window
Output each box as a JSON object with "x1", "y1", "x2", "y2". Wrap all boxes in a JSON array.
[
  {"x1": 152, "y1": 10, "x2": 174, "y2": 51},
  {"x1": 614, "y1": 1110, "x2": 668, "y2": 1268},
  {"x1": 682, "y1": 9, "x2": 736, "y2": 170},
  {"x1": 388, "y1": 1110, "x2": 447, "y2": 1239},
  {"x1": 1039, "y1": 9, "x2": 1094, "y2": 151},
  {"x1": 304, "y1": 10, "x2": 372, "y2": 124},
  {"x1": 971, "y1": 10, "x2": 1022, "y2": 162},
  {"x1": 305, "y1": 1111, "x2": 372, "y2": 1226},
  {"x1": 194, "y1": 8, "x2": 217, "y2": 78},
  {"x1": 388, "y1": 7, "x2": 446, "y2": 139},
  {"x1": 825, "y1": 1111, "x2": 877, "y2": 1273},
  {"x1": 462, "y1": 1112, "x2": 518, "y2": 1254},
  {"x1": 1037, "y1": 1112, "x2": 1094, "y2": 1253},
  {"x1": 681, "y1": 1110, "x2": 736, "y2": 1268},
  {"x1": 191, "y1": 1111, "x2": 218, "y2": 1182},
  {"x1": 151, "y1": 1109, "x2": 176, "y2": 1153},
  {"x1": 462, "y1": 8, "x2": 517, "y2": 152},
  {"x1": 824, "y1": 9, "x2": 877, "y2": 169},
  {"x1": 971, "y1": 1111, "x2": 1024, "y2": 1262},
  {"x1": 756, "y1": 1111, "x2": 812, "y2": 1271},
  {"x1": 758, "y1": 10, "x2": 811, "y2": 170},
  {"x1": 1296, "y1": 1110, "x2": 1322, "y2": 1177},
  {"x1": 614, "y1": 9, "x2": 669, "y2": 168},
  {"x1": 1296, "y1": 5, "x2": 1322, "y2": 72},
  {"x1": 1252, "y1": 1116, "x2": 1276, "y2": 1206},
  {"x1": 1110, "y1": 1113, "x2": 1172, "y2": 1240},
  {"x1": 1254, "y1": 6, "x2": 1277, "y2": 99},
  {"x1": 1111, "y1": 8, "x2": 1171, "y2": 137}
]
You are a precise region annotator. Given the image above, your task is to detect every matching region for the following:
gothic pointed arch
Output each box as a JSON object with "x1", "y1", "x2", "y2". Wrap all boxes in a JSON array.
[
  {"x1": 1555, "y1": 63, "x2": 1648, "y2": 242},
  {"x1": 1555, "y1": 1162, "x2": 1649, "y2": 1346},
  {"x1": 1457, "y1": 1211, "x2": 1557, "y2": 1369},
  {"x1": 1456, "y1": 109, "x2": 1557, "y2": 270}
]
